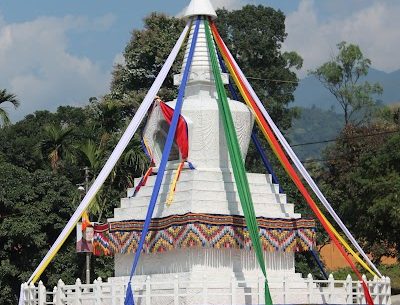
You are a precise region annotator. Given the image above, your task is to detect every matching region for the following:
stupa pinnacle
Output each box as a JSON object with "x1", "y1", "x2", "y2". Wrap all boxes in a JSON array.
[{"x1": 184, "y1": 0, "x2": 217, "y2": 20}]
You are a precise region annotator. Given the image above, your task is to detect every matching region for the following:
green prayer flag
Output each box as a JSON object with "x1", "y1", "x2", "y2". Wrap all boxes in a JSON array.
[{"x1": 204, "y1": 19, "x2": 273, "y2": 305}]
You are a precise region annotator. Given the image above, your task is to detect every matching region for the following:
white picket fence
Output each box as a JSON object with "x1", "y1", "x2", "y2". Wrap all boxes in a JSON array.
[{"x1": 21, "y1": 273, "x2": 391, "y2": 305}]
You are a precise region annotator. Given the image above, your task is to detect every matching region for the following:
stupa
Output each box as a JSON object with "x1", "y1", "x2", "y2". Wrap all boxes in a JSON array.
[
  {"x1": 92, "y1": 1, "x2": 316, "y2": 303},
  {"x1": 20, "y1": 1, "x2": 392, "y2": 304}
]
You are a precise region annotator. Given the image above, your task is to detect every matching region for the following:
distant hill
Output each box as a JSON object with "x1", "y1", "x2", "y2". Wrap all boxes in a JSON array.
[
  {"x1": 287, "y1": 68, "x2": 400, "y2": 160},
  {"x1": 293, "y1": 68, "x2": 400, "y2": 110},
  {"x1": 286, "y1": 106, "x2": 344, "y2": 160}
]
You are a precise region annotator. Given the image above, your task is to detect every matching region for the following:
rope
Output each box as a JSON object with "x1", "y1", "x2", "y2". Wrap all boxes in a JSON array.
[
  {"x1": 133, "y1": 167, "x2": 153, "y2": 196},
  {"x1": 166, "y1": 161, "x2": 185, "y2": 206},
  {"x1": 205, "y1": 19, "x2": 273, "y2": 305},
  {"x1": 25, "y1": 21, "x2": 192, "y2": 288},
  {"x1": 124, "y1": 17, "x2": 200, "y2": 305},
  {"x1": 212, "y1": 22, "x2": 382, "y2": 279},
  {"x1": 251, "y1": 131, "x2": 283, "y2": 193},
  {"x1": 210, "y1": 20, "x2": 375, "y2": 305},
  {"x1": 222, "y1": 45, "x2": 327, "y2": 277}
]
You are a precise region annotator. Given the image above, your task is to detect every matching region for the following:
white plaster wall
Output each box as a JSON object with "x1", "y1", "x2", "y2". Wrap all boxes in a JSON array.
[
  {"x1": 115, "y1": 248, "x2": 295, "y2": 279},
  {"x1": 143, "y1": 96, "x2": 254, "y2": 170},
  {"x1": 110, "y1": 170, "x2": 299, "y2": 222}
]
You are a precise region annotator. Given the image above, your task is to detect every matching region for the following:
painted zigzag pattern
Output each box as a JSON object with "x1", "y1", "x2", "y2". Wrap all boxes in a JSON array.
[{"x1": 93, "y1": 221, "x2": 316, "y2": 256}]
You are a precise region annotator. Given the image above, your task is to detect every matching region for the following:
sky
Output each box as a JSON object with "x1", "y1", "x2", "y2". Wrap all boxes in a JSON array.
[{"x1": 1, "y1": 0, "x2": 400, "y2": 122}]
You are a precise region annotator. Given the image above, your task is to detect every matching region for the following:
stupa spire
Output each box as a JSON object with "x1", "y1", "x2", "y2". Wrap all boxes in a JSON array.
[
  {"x1": 174, "y1": 0, "x2": 228, "y2": 98},
  {"x1": 184, "y1": 0, "x2": 217, "y2": 20}
]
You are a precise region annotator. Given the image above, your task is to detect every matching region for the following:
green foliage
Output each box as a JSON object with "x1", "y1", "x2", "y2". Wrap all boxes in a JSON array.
[
  {"x1": 333, "y1": 263, "x2": 400, "y2": 294},
  {"x1": 216, "y1": 5, "x2": 302, "y2": 130},
  {"x1": 333, "y1": 263, "x2": 400, "y2": 295},
  {"x1": 0, "y1": 162, "x2": 78, "y2": 305},
  {"x1": 287, "y1": 106, "x2": 344, "y2": 160},
  {"x1": 38, "y1": 124, "x2": 74, "y2": 172},
  {"x1": 110, "y1": 13, "x2": 185, "y2": 106},
  {"x1": 0, "y1": 99, "x2": 148, "y2": 301},
  {"x1": 0, "y1": 89, "x2": 20, "y2": 127},
  {"x1": 310, "y1": 42, "x2": 383, "y2": 125},
  {"x1": 216, "y1": 5, "x2": 303, "y2": 191},
  {"x1": 321, "y1": 123, "x2": 400, "y2": 263},
  {"x1": 295, "y1": 251, "x2": 327, "y2": 280},
  {"x1": 2, "y1": 7, "x2": 398, "y2": 303}
]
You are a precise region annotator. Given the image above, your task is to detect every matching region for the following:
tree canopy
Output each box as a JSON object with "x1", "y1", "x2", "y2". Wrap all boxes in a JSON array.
[
  {"x1": 216, "y1": 5, "x2": 303, "y2": 129},
  {"x1": 1, "y1": 5, "x2": 399, "y2": 303},
  {"x1": 315, "y1": 102, "x2": 400, "y2": 264},
  {"x1": 310, "y1": 42, "x2": 383, "y2": 125},
  {"x1": 0, "y1": 162, "x2": 77, "y2": 305},
  {"x1": 0, "y1": 89, "x2": 20, "y2": 127},
  {"x1": 111, "y1": 7, "x2": 303, "y2": 130}
]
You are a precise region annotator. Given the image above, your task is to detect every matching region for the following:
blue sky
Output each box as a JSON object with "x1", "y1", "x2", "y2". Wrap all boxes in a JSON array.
[{"x1": 1, "y1": 0, "x2": 400, "y2": 121}]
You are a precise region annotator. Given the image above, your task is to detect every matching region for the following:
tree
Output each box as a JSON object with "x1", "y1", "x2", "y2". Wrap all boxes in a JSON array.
[
  {"x1": 0, "y1": 162, "x2": 80, "y2": 305},
  {"x1": 320, "y1": 120, "x2": 400, "y2": 263},
  {"x1": 38, "y1": 124, "x2": 73, "y2": 172},
  {"x1": 0, "y1": 89, "x2": 20, "y2": 127},
  {"x1": 0, "y1": 111, "x2": 56, "y2": 171},
  {"x1": 110, "y1": 13, "x2": 185, "y2": 107},
  {"x1": 310, "y1": 42, "x2": 383, "y2": 125},
  {"x1": 111, "y1": 8, "x2": 302, "y2": 130},
  {"x1": 216, "y1": 5, "x2": 303, "y2": 129}
]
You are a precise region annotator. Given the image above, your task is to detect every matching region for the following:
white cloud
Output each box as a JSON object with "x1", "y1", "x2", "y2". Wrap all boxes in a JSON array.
[
  {"x1": 284, "y1": 0, "x2": 400, "y2": 78},
  {"x1": 113, "y1": 52, "x2": 125, "y2": 66},
  {"x1": 0, "y1": 14, "x2": 113, "y2": 122},
  {"x1": 177, "y1": 0, "x2": 247, "y2": 17},
  {"x1": 211, "y1": 0, "x2": 245, "y2": 10},
  {"x1": 92, "y1": 13, "x2": 117, "y2": 31}
]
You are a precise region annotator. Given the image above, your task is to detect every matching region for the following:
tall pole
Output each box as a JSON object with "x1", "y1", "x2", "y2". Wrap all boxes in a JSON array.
[{"x1": 84, "y1": 166, "x2": 91, "y2": 284}]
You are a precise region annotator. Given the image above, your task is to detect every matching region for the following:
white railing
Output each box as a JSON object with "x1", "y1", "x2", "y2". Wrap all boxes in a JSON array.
[{"x1": 21, "y1": 273, "x2": 392, "y2": 305}]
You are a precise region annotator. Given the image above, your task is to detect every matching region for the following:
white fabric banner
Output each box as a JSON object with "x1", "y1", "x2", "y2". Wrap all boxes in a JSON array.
[
  {"x1": 225, "y1": 46, "x2": 382, "y2": 278},
  {"x1": 24, "y1": 21, "x2": 190, "y2": 288}
]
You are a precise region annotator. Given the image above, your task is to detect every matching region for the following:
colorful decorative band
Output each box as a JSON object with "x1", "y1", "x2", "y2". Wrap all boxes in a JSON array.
[
  {"x1": 92, "y1": 214, "x2": 315, "y2": 256},
  {"x1": 108, "y1": 213, "x2": 315, "y2": 231}
]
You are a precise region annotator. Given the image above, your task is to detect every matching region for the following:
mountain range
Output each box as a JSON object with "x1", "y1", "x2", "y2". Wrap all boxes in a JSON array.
[
  {"x1": 292, "y1": 68, "x2": 400, "y2": 110},
  {"x1": 285, "y1": 68, "x2": 400, "y2": 160}
]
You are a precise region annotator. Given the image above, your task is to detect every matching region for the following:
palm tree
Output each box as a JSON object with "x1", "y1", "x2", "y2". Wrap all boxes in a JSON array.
[
  {"x1": 38, "y1": 124, "x2": 73, "y2": 172},
  {"x1": 0, "y1": 89, "x2": 20, "y2": 127},
  {"x1": 123, "y1": 134, "x2": 149, "y2": 172},
  {"x1": 79, "y1": 139, "x2": 110, "y2": 222}
]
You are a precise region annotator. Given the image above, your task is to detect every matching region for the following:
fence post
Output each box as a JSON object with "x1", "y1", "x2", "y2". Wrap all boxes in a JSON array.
[
  {"x1": 174, "y1": 275, "x2": 179, "y2": 305},
  {"x1": 345, "y1": 274, "x2": 352, "y2": 304},
  {"x1": 356, "y1": 277, "x2": 363, "y2": 304},
  {"x1": 38, "y1": 281, "x2": 46, "y2": 305},
  {"x1": 372, "y1": 275, "x2": 379, "y2": 304},
  {"x1": 95, "y1": 277, "x2": 102, "y2": 305},
  {"x1": 328, "y1": 273, "x2": 334, "y2": 304},
  {"x1": 145, "y1": 276, "x2": 151, "y2": 305},
  {"x1": 307, "y1": 273, "x2": 313, "y2": 304},
  {"x1": 93, "y1": 278, "x2": 98, "y2": 300},
  {"x1": 29, "y1": 282, "x2": 36, "y2": 303},
  {"x1": 52, "y1": 286, "x2": 57, "y2": 305},
  {"x1": 21, "y1": 283, "x2": 28, "y2": 305},
  {"x1": 109, "y1": 279, "x2": 115, "y2": 305},
  {"x1": 386, "y1": 276, "x2": 392, "y2": 305},
  {"x1": 231, "y1": 273, "x2": 236, "y2": 305},
  {"x1": 361, "y1": 275, "x2": 367, "y2": 304},
  {"x1": 75, "y1": 278, "x2": 82, "y2": 305},
  {"x1": 55, "y1": 279, "x2": 65, "y2": 305},
  {"x1": 378, "y1": 276, "x2": 388, "y2": 304},
  {"x1": 20, "y1": 283, "x2": 26, "y2": 305},
  {"x1": 52, "y1": 287, "x2": 58, "y2": 305}
]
